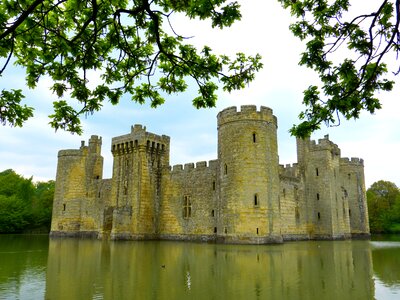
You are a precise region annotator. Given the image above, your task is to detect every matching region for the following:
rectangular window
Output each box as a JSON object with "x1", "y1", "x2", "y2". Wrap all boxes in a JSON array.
[
  {"x1": 212, "y1": 181, "x2": 216, "y2": 190},
  {"x1": 254, "y1": 194, "x2": 259, "y2": 206},
  {"x1": 316, "y1": 193, "x2": 320, "y2": 200},
  {"x1": 316, "y1": 168, "x2": 319, "y2": 176},
  {"x1": 183, "y1": 195, "x2": 192, "y2": 219}
]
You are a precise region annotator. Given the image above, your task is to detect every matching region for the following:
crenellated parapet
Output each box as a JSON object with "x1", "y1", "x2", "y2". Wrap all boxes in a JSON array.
[
  {"x1": 111, "y1": 124, "x2": 170, "y2": 156},
  {"x1": 307, "y1": 134, "x2": 340, "y2": 155},
  {"x1": 279, "y1": 163, "x2": 299, "y2": 178},
  {"x1": 340, "y1": 157, "x2": 364, "y2": 166},
  {"x1": 171, "y1": 160, "x2": 218, "y2": 173},
  {"x1": 217, "y1": 105, "x2": 277, "y2": 128}
]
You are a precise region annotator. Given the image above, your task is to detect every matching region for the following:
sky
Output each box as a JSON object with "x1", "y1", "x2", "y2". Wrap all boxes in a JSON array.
[{"x1": 0, "y1": 1, "x2": 399, "y2": 188}]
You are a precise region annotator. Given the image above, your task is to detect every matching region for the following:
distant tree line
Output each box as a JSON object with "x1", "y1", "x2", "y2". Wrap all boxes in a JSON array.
[
  {"x1": 0, "y1": 169, "x2": 54, "y2": 233},
  {"x1": 367, "y1": 180, "x2": 400, "y2": 234}
]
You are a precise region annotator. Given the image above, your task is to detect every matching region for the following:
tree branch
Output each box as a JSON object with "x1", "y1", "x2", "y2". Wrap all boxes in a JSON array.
[{"x1": 0, "y1": 0, "x2": 44, "y2": 40}]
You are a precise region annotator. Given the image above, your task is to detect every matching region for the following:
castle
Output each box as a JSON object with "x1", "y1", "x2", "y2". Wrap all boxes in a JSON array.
[{"x1": 50, "y1": 105, "x2": 370, "y2": 243}]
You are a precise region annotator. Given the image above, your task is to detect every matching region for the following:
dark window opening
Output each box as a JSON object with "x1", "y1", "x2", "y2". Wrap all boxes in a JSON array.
[
  {"x1": 214, "y1": 227, "x2": 217, "y2": 233},
  {"x1": 224, "y1": 227, "x2": 227, "y2": 234},
  {"x1": 254, "y1": 194, "x2": 259, "y2": 206},
  {"x1": 283, "y1": 188, "x2": 286, "y2": 198},
  {"x1": 318, "y1": 212, "x2": 321, "y2": 220},
  {"x1": 316, "y1": 168, "x2": 319, "y2": 176},
  {"x1": 316, "y1": 193, "x2": 320, "y2": 200},
  {"x1": 183, "y1": 196, "x2": 192, "y2": 219},
  {"x1": 349, "y1": 209, "x2": 351, "y2": 217},
  {"x1": 211, "y1": 210, "x2": 215, "y2": 217},
  {"x1": 256, "y1": 228, "x2": 259, "y2": 235},
  {"x1": 348, "y1": 173, "x2": 351, "y2": 180},
  {"x1": 212, "y1": 181, "x2": 216, "y2": 190},
  {"x1": 224, "y1": 164, "x2": 228, "y2": 175},
  {"x1": 96, "y1": 175, "x2": 100, "y2": 179},
  {"x1": 63, "y1": 204, "x2": 66, "y2": 211},
  {"x1": 98, "y1": 192, "x2": 101, "y2": 198},
  {"x1": 253, "y1": 133, "x2": 257, "y2": 143}
]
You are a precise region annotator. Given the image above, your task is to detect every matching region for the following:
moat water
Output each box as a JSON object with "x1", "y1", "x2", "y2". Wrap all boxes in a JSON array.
[{"x1": 0, "y1": 235, "x2": 399, "y2": 300}]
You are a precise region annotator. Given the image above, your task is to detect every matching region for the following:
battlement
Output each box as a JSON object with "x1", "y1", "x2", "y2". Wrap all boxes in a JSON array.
[
  {"x1": 340, "y1": 157, "x2": 364, "y2": 166},
  {"x1": 58, "y1": 149, "x2": 83, "y2": 157},
  {"x1": 171, "y1": 159, "x2": 218, "y2": 173},
  {"x1": 111, "y1": 124, "x2": 170, "y2": 156},
  {"x1": 279, "y1": 163, "x2": 299, "y2": 178},
  {"x1": 307, "y1": 134, "x2": 340, "y2": 153},
  {"x1": 217, "y1": 105, "x2": 277, "y2": 127}
]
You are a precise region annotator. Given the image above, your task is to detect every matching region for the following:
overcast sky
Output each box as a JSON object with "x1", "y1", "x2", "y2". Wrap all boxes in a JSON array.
[{"x1": 0, "y1": 1, "x2": 399, "y2": 188}]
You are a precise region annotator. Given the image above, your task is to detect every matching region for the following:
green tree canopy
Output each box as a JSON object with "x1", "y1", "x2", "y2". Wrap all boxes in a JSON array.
[
  {"x1": 0, "y1": 0, "x2": 262, "y2": 134},
  {"x1": 279, "y1": 0, "x2": 399, "y2": 137},
  {"x1": 1, "y1": 1, "x2": 399, "y2": 137},
  {"x1": 367, "y1": 180, "x2": 400, "y2": 233},
  {"x1": 0, "y1": 169, "x2": 54, "y2": 233}
]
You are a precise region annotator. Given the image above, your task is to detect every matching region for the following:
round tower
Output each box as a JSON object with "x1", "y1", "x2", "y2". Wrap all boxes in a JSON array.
[
  {"x1": 217, "y1": 105, "x2": 282, "y2": 243},
  {"x1": 50, "y1": 147, "x2": 88, "y2": 236}
]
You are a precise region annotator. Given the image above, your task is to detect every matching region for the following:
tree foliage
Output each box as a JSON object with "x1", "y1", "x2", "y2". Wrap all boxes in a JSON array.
[
  {"x1": 0, "y1": 169, "x2": 54, "y2": 233},
  {"x1": 367, "y1": 180, "x2": 400, "y2": 233},
  {"x1": 0, "y1": 0, "x2": 262, "y2": 134},
  {"x1": 279, "y1": 0, "x2": 399, "y2": 137}
]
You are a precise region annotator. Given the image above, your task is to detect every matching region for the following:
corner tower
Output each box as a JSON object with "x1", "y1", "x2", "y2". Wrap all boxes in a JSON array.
[
  {"x1": 50, "y1": 135, "x2": 103, "y2": 237},
  {"x1": 217, "y1": 105, "x2": 282, "y2": 243},
  {"x1": 340, "y1": 158, "x2": 370, "y2": 238},
  {"x1": 110, "y1": 125, "x2": 170, "y2": 239}
]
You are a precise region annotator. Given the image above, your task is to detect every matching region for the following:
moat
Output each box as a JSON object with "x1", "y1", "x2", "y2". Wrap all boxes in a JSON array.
[{"x1": 1, "y1": 235, "x2": 399, "y2": 300}]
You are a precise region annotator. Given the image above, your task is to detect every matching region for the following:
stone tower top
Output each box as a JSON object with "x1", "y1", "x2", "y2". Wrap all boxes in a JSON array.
[
  {"x1": 217, "y1": 105, "x2": 277, "y2": 128},
  {"x1": 340, "y1": 157, "x2": 364, "y2": 166},
  {"x1": 111, "y1": 124, "x2": 170, "y2": 157}
]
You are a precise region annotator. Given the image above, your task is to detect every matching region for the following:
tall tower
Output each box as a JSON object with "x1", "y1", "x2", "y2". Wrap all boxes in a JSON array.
[
  {"x1": 110, "y1": 125, "x2": 170, "y2": 239},
  {"x1": 340, "y1": 158, "x2": 370, "y2": 238},
  {"x1": 297, "y1": 135, "x2": 351, "y2": 239},
  {"x1": 50, "y1": 135, "x2": 103, "y2": 236},
  {"x1": 217, "y1": 105, "x2": 282, "y2": 243}
]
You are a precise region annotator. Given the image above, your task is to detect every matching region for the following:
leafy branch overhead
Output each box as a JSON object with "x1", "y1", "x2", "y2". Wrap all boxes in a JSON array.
[
  {"x1": 279, "y1": 0, "x2": 399, "y2": 137},
  {"x1": 0, "y1": 0, "x2": 262, "y2": 134}
]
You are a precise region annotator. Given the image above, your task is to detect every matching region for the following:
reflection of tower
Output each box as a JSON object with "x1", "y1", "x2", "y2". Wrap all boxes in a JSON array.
[
  {"x1": 217, "y1": 106, "x2": 282, "y2": 243},
  {"x1": 50, "y1": 136, "x2": 103, "y2": 236},
  {"x1": 110, "y1": 125, "x2": 170, "y2": 239}
]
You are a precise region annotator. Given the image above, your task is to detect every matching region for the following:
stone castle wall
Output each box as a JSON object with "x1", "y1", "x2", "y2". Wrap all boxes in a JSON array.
[{"x1": 50, "y1": 105, "x2": 370, "y2": 243}]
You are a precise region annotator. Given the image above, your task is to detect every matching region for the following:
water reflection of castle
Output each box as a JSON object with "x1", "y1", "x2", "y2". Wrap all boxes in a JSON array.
[{"x1": 45, "y1": 240, "x2": 376, "y2": 299}]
